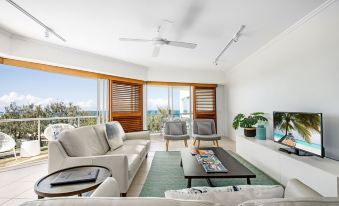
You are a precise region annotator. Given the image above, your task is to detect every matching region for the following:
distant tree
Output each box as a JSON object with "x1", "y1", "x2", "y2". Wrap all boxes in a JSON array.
[
  {"x1": 0, "y1": 101, "x2": 96, "y2": 142},
  {"x1": 147, "y1": 106, "x2": 170, "y2": 133}
]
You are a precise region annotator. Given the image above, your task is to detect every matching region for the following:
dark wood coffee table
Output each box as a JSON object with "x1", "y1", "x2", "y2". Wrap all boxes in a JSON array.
[
  {"x1": 180, "y1": 147, "x2": 256, "y2": 188},
  {"x1": 34, "y1": 165, "x2": 111, "y2": 199}
]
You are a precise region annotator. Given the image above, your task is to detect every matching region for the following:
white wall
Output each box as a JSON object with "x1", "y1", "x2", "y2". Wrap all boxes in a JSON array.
[
  {"x1": 216, "y1": 85, "x2": 227, "y2": 136},
  {"x1": 225, "y1": 0, "x2": 339, "y2": 160},
  {"x1": 0, "y1": 30, "x2": 148, "y2": 80},
  {"x1": 0, "y1": 29, "x2": 11, "y2": 56},
  {"x1": 147, "y1": 68, "x2": 225, "y2": 84}
]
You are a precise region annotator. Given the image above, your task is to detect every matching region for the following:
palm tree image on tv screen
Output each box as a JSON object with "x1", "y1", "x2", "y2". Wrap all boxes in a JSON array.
[{"x1": 273, "y1": 112, "x2": 322, "y2": 156}]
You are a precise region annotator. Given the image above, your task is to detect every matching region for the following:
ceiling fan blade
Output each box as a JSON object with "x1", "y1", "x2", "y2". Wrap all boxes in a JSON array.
[
  {"x1": 152, "y1": 46, "x2": 161, "y2": 57},
  {"x1": 167, "y1": 41, "x2": 197, "y2": 49},
  {"x1": 119, "y1": 38, "x2": 152, "y2": 42}
]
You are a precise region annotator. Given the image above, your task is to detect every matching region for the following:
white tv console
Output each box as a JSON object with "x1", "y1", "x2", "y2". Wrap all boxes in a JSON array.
[{"x1": 236, "y1": 135, "x2": 339, "y2": 197}]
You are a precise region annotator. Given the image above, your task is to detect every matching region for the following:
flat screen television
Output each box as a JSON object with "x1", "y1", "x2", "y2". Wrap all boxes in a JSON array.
[{"x1": 273, "y1": 111, "x2": 324, "y2": 157}]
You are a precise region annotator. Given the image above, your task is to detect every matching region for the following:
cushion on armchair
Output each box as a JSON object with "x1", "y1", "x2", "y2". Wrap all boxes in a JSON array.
[
  {"x1": 197, "y1": 122, "x2": 213, "y2": 135},
  {"x1": 169, "y1": 123, "x2": 184, "y2": 135}
]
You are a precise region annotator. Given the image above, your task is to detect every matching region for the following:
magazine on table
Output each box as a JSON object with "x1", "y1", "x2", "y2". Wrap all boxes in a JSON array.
[
  {"x1": 196, "y1": 154, "x2": 228, "y2": 173},
  {"x1": 50, "y1": 168, "x2": 100, "y2": 186},
  {"x1": 191, "y1": 149, "x2": 214, "y2": 155}
]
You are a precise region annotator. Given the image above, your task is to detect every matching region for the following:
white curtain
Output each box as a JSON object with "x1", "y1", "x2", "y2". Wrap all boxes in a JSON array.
[{"x1": 97, "y1": 79, "x2": 109, "y2": 124}]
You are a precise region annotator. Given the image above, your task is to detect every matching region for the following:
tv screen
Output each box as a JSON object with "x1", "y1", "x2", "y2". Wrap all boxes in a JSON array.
[{"x1": 273, "y1": 112, "x2": 323, "y2": 157}]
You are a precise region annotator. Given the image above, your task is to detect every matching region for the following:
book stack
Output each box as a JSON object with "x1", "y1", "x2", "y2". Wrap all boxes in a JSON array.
[{"x1": 191, "y1": 149, "x2": 214, "y2": 155}]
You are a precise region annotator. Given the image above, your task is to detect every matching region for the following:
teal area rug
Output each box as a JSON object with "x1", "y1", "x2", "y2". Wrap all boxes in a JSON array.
[{"x1": 139, "y1": 151, "x2": 280, "y2": 197}]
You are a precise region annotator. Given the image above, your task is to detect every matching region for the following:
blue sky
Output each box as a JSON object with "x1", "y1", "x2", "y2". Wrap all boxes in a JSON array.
[
  {"x1": 0, "y1": 64, "x2": 97, "y2": 112},
  {"x1": 146, "y1": 85, "x2": 188, "y2": 111}
]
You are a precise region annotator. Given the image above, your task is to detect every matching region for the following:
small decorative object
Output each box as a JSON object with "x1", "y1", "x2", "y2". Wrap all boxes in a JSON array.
[
  {"x1": 256, "y1": 125, "x2": 266, "y2": 140},
  {"x1": 232, "y1": 112, "x2": 268, "y2": 137}
]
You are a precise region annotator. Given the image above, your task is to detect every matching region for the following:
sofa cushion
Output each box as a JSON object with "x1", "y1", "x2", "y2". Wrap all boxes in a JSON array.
[
  {"x1": 105, "y1": 123, "x2": 124, "y2": 150},
  {"x1": 106, "y1": 144, "x2": 146, "y2": 156},
  {"x1": 165, "y1": 185, "x2": 284, "y2": 206},
  {"x1": 239, "y1": 197, "x2": 339, "y2": 206},
  {"x1": 197, "y1": 122, "x2": 212, "y2": 135},
  {"x1": 169, "y1": 123, "x2": 184, "y2": 135},
  {"x1": 20, "y1": 197, "x2": 218, "y2": 206},
  {"x1": 59, "y1": 126, "x2": 107, "y2": 157},
  {"x1": 92, "y1": 124, "x2": 110, "y2": 153},
  {"x1": 123, "y1": 139, "x2": 150, "y2": 146}
]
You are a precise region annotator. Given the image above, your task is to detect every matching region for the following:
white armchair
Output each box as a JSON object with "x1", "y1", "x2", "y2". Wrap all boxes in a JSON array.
[
  {"x1": 43, "y1": 123, "x2": 75, "y2": 141},
  {"x1": 0, "y1": 132, "x2": 17, "y2": 160}
]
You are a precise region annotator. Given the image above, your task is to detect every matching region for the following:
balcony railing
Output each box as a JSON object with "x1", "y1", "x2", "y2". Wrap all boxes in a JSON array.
[
  {"x1": 0, "y1": 115, "x2": 97, "y2": 158},
  {"x1": 146, "y1": 112, "x2": 193, "y2": 134}
]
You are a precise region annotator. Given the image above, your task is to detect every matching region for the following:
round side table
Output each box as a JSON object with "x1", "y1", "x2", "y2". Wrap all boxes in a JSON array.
[{"x1": 34, "y1": 165, "x2": 111, "y2": 199}]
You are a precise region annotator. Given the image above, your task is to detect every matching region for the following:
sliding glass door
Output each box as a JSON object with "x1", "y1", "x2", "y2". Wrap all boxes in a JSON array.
[{"x1": 146, "y1": 85, "x2": 192, "y2": 134}]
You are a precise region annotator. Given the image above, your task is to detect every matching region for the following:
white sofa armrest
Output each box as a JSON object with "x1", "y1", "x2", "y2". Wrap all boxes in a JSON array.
[
  {"x1": 48, "y1": 141, "x2": 68, "y2": 173},
  {"x1": 91, "y1": 177, "x2": 120, "y2": 197},
  {"x1": 126, "y1": 130, "x2": 150, "y2": 140}
]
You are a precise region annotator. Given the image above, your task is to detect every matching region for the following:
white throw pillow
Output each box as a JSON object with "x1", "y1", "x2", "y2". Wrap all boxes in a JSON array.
[
  {"x1": 105, "y1": 122, "x2": 124, "y2": 150},
  {"x1": 165, "y1": 185, "x2": 284, "y2": 206}
]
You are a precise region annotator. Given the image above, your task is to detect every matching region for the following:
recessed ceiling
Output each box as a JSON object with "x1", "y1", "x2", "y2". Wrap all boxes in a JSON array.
[{"x1": 0, "y1": 0, "x2": 326, "y2": 71}]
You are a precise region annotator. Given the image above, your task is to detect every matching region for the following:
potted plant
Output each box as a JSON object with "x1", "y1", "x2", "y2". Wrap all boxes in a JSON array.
[{"x1": 232, "y1": 112, "x2": 268, "y2": 137}]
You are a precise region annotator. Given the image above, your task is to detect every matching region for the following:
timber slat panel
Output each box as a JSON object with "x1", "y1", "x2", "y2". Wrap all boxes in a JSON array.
[
  {"x1": 193, "y1": 86, "x2": 217, "y2": 128},
  {"x1": 109, "y1": 80, "x2": 143, "y2": 132}
]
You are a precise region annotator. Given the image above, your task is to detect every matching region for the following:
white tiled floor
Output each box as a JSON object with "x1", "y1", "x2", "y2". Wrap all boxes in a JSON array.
[{"x1": 0, "y1": 136, "x2": 235, "y2": 205}]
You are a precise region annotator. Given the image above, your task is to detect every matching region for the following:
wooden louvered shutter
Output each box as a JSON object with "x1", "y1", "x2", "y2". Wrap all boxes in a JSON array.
[
  {"x1": 193, "y1": 86, "x2": 217, "y2": 126},
  {"x1": 109, "y1": 80, "x2": 143, "y2": 132}
]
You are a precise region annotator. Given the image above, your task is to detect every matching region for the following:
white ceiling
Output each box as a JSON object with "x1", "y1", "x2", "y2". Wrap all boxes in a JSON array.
[{"x1": 0, "y1": 0, "x2": 325, "y2": 71}]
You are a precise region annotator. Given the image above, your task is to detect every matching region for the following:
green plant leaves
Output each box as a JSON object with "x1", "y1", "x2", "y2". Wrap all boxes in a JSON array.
[{"x1": 232, "y1": 112, "x2": 268, "y2": 130}]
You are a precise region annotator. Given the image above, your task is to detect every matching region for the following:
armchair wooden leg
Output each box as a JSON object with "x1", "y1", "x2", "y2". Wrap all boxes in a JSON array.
[
  {"x1": 212, "y1": 140, "x2": 216, "y2": 145},
  {"x1": 197, "y1": 140, "x2": 201, "y2": 148},
  {"x1": 216, "y1": 140, "x2": 219, "y2": 147},
  {"x1": 193, "y1": 139, "x2": 196, "y2": 146},
  {"x1": 166, "y1": 139, "x2": 169, "y2": 151},
  {"x1": 184, "y1": 139, "x2": 188, "y2": 147}
]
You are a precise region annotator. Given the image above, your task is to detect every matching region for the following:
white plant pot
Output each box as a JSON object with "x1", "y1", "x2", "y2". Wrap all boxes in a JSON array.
[{"x1": 20, "y1": 140, "x2": 41, "y2": 157}]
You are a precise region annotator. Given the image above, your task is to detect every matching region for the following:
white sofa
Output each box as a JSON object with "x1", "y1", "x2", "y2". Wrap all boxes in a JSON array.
[
  {"x1": 48, "y1": 122, "x2": 150, "y2": 195},
  {"x1": 20, "y1": 178, "x2": 339, "y2": 206}
]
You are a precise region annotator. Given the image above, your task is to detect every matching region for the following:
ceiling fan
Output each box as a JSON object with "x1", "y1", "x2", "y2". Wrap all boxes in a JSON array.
[{"x1": 119, "y1": 21, "x2": 197, "y2": 57}]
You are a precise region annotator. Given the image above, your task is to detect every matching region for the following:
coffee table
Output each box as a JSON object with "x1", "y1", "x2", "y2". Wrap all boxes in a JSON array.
[
  {"x1": 34, "y1": 165, "x2": 111, "y2": 199},
  {"x1": 180, "y1": 147, "x2": 256, "y2": 188}
]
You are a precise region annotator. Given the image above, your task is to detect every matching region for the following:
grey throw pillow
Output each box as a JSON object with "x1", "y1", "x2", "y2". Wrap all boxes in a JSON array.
[
  {"x1": 105, "y1": 122, "x2": 124, "y2": 150},
  {"x1": 169, "y1": 123, "x2": 184, "y2": 135},
  {"x1": 197, "y1": 122, "x2": 212, "y2": 135}
]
